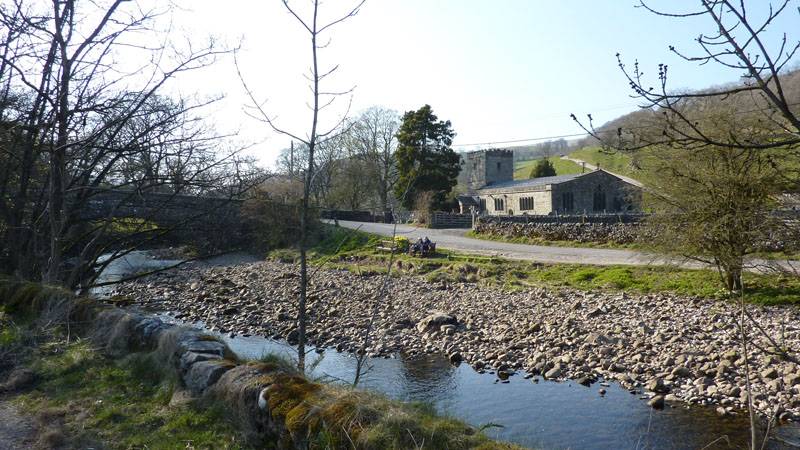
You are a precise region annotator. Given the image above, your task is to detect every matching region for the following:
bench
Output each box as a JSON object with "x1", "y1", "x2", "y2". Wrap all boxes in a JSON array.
[
  {"x1": 376, "y1": 239, "x2": 399, "y2": 252},
  {"x1": 409, "y1": 242, "x2": 436, "y2": 257}
]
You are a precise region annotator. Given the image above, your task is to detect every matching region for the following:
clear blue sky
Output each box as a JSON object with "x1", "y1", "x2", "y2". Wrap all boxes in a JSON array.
[{"x1": 169, "y1": 1, "x2": 799, "y2": 168}]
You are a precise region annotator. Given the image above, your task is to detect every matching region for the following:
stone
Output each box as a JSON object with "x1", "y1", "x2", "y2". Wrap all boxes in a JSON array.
[
  {"x1": 761, "y1": 367, "x2": 779, "y2": 380},
  {"x1": 449, "y1": 352, "x2": 463, "y2": 365},
  {"x1": 575, "y1": 377, "x2": 591, "y2": 387},
  {"x1": 180, "y1": 351, "x2": 217, "y2": 374},
  {"x1": 174, "y1": 338, "x2": 225, "y2": 360},
  {"x1": 648, "y1": 395, "x2": 665, "y2": 409},
  {"x1": 783, "y1": 373, "x2": 800, "y2": 387},
  {"x1": 169, "y1": 389, "x2": 196, "y2": 408},
  {"x1": 545, "y1": 367, "x2": 562, "y2": 379},
  {"x1": 184, "y1": 360, "x2": 234, "y2": 395},
  {"x1": 587, "y1": 307, "x2": 604, "y2": 317},
  {"x1": 585, "y1": 333, "x2": 612, "y2": 345},
  {"x1": 416, "y1": 312, "x2": 458, "y2": 333},
  {"x1": 646, "y1": 378, "x2": 669, "y2": 394},
  {"x1": 767, "y1": 378, "x2": 784, "y2": 393},
  {"x1": 671, "y1": 366, "x2": 692, "y2": 378}
]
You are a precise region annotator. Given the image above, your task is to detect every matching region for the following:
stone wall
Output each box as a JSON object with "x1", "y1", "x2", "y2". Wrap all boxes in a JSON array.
[{"x1": 474, "y1": 216, "x2": 644, "y2": 244}]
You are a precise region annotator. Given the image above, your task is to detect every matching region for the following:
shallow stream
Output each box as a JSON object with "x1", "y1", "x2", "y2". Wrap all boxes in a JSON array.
[{"x1": 104, "y1": 251, "x2": 800, "y2": 449}]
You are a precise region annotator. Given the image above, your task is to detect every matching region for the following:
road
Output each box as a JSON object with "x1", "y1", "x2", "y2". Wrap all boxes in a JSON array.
[{"x1": 334, "y1": 219, "x2": 677, "y2": 267}]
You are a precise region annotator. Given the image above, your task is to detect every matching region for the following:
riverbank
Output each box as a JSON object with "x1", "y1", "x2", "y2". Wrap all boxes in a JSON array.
[
  {"x1": 110, "y1": 257, "x2": 800, "y2": 423},
  {"x1": 0, "y1": 279, "x2": 527, "y2": 449}
]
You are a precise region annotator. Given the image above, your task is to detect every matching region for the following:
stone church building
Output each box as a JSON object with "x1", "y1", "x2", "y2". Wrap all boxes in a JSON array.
[{"x1": 458, "y1": 149, "x2": 641, "y2": 216}]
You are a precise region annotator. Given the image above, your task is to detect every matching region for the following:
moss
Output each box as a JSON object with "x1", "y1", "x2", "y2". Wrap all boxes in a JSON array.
[
  {"x1": 208, "y1": 357, "x2": 238, "y2": 368},
  {"x1": 245, "y1": 361, "x2": 281, "y2": 373},
  {"x1": 285, "y1": 401, "x2": 313, "y2": 434}
]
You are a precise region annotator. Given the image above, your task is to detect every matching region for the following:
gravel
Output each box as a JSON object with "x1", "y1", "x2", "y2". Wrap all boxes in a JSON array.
[{"x1": 111, "y1": 259, "x2": 800, "y2": 421}]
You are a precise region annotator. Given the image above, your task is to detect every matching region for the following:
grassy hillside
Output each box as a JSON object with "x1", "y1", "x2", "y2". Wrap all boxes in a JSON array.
[
  {"x1": 568, "y1": 147, "x2": 658, "y2": 184},
  {"x1": 513, "y1": 157, "x2": 584, "y2": 180}
]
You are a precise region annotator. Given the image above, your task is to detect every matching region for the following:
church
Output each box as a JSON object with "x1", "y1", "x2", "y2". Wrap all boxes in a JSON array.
[{"x1": 457, "y1": 149, "x2": 641, "y2": 216}]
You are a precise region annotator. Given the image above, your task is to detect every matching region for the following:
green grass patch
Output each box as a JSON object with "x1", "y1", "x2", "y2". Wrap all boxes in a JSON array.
[
  {"x1": 12, "y1": 338, "x2": 247, "y2": 449},
  {"x1": 314, "y1": 227, "x2": 382, "y2": 255},
  {"x1": 513, "y1": 157, "x2": 584, "y2": 180},
  {"x1": 568, "y1": 146, "x2": 662, "y2": 185},
  {"x1": 309, "y1": 225, "x2": 800, "y2": 305}
]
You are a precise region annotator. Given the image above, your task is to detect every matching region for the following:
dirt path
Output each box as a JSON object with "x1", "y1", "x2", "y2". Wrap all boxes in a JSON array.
[{"x1": 0, "y1": 398, "x2": 36, "y2": 449}]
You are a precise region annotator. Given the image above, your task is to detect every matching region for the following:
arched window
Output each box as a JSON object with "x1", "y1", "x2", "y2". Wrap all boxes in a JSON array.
[{"x1": 593, "y1": 184, "x2": 606, "y2": 212}]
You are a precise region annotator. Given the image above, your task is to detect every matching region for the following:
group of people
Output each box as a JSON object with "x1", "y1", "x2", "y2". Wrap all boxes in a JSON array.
[{"x1": 410, "y1": 237, "x2": 433, "y2": 256}]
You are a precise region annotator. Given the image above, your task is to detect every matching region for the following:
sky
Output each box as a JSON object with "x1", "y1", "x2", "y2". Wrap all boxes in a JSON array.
[{"x1": 162, "y1": 1, "x2": 799, "y2": 168}]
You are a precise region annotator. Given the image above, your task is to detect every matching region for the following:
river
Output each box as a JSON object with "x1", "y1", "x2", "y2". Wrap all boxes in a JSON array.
[{"x1": 100, "y1": 250, "x2": 800, "y2": 449}]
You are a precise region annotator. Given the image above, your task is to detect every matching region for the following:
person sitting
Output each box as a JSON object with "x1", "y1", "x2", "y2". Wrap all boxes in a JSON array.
[
  {"x1": 410, "y1": 238, "x2": 424, "y2": 256},
  {"x1": 422, "y1": 237, "x2": 432, "y2": 254}
]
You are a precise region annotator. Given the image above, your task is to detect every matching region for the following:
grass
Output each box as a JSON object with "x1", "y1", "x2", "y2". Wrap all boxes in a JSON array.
[
  {"x1": 309, "y1": 225, "x2": 800, "y2": 305},
  {"x1": 568, "y1": 146, "x2": 657, "y2": 184},
  {"x1": 0, "y1": 279, "x2": 531, "y2": 449},
  {"x1": 5, "y1": 333, "x2": 247, "y2": 449},
  {"x1": 513, "y1": 156, "x2": 584, "y2": 180}
]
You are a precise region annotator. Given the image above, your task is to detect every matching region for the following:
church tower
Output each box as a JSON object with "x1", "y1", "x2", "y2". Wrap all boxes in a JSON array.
[{"x1": 465, "y1": 149, "x2": 514, "y2": 192}]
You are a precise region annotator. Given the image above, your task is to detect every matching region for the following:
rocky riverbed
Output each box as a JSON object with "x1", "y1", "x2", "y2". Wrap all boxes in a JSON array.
[{"x1": 110, "y1": 258, "x2": 800, "y2": 421}]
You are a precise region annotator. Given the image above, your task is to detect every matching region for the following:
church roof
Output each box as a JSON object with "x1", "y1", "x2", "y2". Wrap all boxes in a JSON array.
[{"x1": 480, "y1": 173, "x2": 585, "y2": 190}]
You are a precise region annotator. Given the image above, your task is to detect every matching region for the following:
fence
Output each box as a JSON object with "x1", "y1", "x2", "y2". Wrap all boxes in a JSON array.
[{"x1": 429, "y1": 213, "x2": 473, "y2": 228}]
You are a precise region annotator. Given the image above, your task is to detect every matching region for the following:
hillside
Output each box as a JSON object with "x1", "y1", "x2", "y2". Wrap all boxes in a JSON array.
[
  {"x1": 568, "y1": 147, "x2": 656, "y2": 185},
  {"x1": 581, "y1": 69, "x2": 800, "y2": 149},
  {"x1": 513, "y1": 156, "x2": 584, "y2": 180}
]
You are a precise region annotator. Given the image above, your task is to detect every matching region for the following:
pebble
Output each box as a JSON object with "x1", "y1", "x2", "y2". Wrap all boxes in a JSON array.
[{"x1": 112, "y1": 258, "x2": 800, "y2": 421}]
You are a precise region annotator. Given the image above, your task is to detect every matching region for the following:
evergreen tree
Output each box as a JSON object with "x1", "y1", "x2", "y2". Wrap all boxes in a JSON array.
[
  {"x1": 393, "y1": 105, "x2": 460, "y2": 210},
  {"x1": 529, "y1": 158, "x2": 557, "y2": 178}
]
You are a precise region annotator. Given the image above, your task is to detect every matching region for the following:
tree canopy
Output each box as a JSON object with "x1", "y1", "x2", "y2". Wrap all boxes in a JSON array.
[
  {"x1": 529, "y1": 158, "x2": 556, "y2": 178},
  {"x1": 393, "y1": 105, "x2": 460, "y2": 211}
]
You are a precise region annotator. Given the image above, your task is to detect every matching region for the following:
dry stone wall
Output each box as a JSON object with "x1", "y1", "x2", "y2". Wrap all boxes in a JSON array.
[{"x1": 474, "y1": 216, "x2": 644, "y2": 244}]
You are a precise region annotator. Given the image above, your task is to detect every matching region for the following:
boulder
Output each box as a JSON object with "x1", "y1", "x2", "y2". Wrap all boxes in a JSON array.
[
  {"x1": 416, "y1": 311, "x2": 458, "y2": 334},
  {"x1": 184, "y1": 360, "x2": 235, "y2": 395},
  {"x1": 648, "y1": 395, "x2": 665, "y2": 409},
  {"x1": 545, "y1": 367, "x2": 562, "y2": 379},
  {"x1": 585, "y1": 332, "x2": 612, "y2": 345},
  {"x1": 671, "y1": 366, "x2": 692, "y2": 378},
  {"x1": 761, "y1": 367, "x2": 779, "y2": 380},
  {"x1": 646, "y1": 377, "x2": 670, "y2": 394}
]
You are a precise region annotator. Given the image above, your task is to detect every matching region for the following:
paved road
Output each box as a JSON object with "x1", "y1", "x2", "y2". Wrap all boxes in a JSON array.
[
  {"x1": 334, "y1": 221, "x2": 799, "y2": 274},
  {"x1": 334, "y1": 220, "x2": 675, "y2": 267}
]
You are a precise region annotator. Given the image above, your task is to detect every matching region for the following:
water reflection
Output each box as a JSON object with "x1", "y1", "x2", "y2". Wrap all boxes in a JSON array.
[
  {"x1": 396, "y1": 353, "x2": 458, "y2": 402},
  {"x1": 191, "y1": 325, "x2": 799, "y2": 449}
]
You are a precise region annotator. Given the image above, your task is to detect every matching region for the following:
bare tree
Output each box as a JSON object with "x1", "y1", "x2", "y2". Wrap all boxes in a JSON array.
[
  {"x1": 348, "y1": 105, "x2": 400, "y2": 211},
  {"x1": 569, "y1": 3, "x2": 800, "y2": 448},
  {"x1": 0, "y1": 0, "x2": 252, "y2": 288},
  {"x1": 572, "y1": 1, "x2": 799, "y2": 156},
  {"x1": 238, "y1": 0, "x2": 365, "y2": 370}
]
